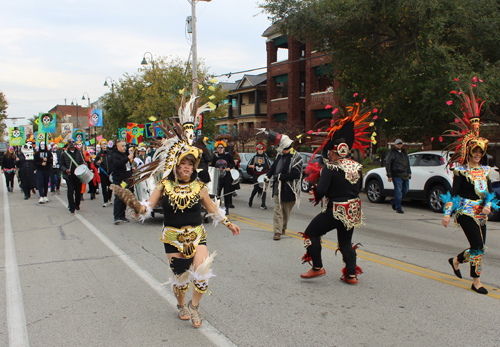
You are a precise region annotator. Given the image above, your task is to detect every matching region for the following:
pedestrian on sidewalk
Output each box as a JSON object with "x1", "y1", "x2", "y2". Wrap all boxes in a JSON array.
[
  {"x1": 247, "y1": 142, "x2": 271, "y2": 209},
  {"x1": 385, "y1": 139, "x2": 411, "y2": 213},
  {"x1": 111, "y1": 139, "x2": 133, "y2": 224},
  {"x1": 34, "y1": 141, "x2": 53, "y2": 204},
  {"x1": 263, "y1": 130, "x2": 302, "y2": 240},
  {"x1": 441, "y1": 87, "x2": 499, "y2": 295},
  {"x1": 299, "y1": 105, "x2": 370, "y2": 283},
  {"x1": 2, "y1": 146, "x2": 17, "y2": 192},
  {"x1": 60, "y1": 139, "x2": 85, "y2": 214},
  {"x1": 17, "y1": 143, "x2": 37, "y2": 200}
]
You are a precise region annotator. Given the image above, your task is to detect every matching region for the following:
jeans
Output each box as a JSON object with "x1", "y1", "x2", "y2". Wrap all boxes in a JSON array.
[
  {"x1": 50, "y1": 169, "x2": 61, "y2": 191},
  {"x1": 36, "y1": 170, "x2": 51, "y2": 197},
  {"x1": 392, "y1": 177, "x2": 409, "y2": 210}
]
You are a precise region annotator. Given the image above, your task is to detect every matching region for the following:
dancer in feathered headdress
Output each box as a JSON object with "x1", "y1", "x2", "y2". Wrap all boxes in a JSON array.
[
  {"x1": 111, "y1": 82, "x2": 241, "y2": 326},
  {"x1": 441, "y1": 85, "x2": 499, "y2": 295},
  {"x1": 299, "y1": 103, "x2": 371, "y2": 284}
]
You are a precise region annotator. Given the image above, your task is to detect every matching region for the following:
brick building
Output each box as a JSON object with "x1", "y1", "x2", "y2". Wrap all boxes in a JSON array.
[{"x1": 48, "y1": 104, "x2": 89, "y2": 137}]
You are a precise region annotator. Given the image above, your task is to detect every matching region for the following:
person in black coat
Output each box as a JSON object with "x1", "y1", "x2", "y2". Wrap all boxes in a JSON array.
[
  {"x1": 2, "y1": 146, "x2": 17, "y2": 192},
  {"x1": 95, "y1": 139, "x2": 113, "y2": 207},
  {"x1": 34, "y1": 141, "x2": 53, "y2": 203},
  {"x1": 60, "y1": 139, "x2": 85, "y2": 213},
  {"x1": 194, "y1": 137, "x2": 211, "y2": 184},
  {"x1": 111, "y1": 140, "x2": 134, "y2": 224},
  {"x1": 385, "y1": 139, "x2": 412, "y2": 213},
  {"x1": 247, "y1": 142, "x2": 271, "y2": 209},
  {"x1": 17, "y1": 143, "x2": 38, "y2": 199},
  {"x1": 211, "y1": 141, "x2": 235, "y2": 210},
  {"x1": 50, "y1": 144, "x2": 62, "y2": 195}
]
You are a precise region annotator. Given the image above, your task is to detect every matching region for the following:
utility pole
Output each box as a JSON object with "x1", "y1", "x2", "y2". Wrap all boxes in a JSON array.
[{"x1": 190, "y1": 0, "x2": 211, "y2": 97}]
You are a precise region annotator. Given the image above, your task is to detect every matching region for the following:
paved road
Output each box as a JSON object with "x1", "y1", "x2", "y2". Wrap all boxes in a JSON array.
[{"x1": 2, "y1": 178, "x2": 500, "y2": 347}]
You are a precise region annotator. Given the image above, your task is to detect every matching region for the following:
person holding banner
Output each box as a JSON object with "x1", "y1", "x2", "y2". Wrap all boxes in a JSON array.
[
  {"x1": 61, "y1": 139, "x2": 85, "y2": 214},
  {"x1": 34, "y1": 141, "x2": 53, "y2": 204}
]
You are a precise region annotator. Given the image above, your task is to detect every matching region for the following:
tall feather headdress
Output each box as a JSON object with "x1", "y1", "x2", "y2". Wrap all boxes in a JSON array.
[{"x1": 442, "y1": 86, "x2": 489, "y2": 165}]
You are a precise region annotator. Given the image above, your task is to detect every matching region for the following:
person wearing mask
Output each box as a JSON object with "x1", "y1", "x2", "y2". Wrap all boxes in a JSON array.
[
  {"x1": 385, "y1": 139, "x2": 411, "y2": 214},
  {"x1": 95, "y1": 139, "x2": 113, "y2": 207},
  {"x1": 247, "y1": 142, "x2": 271, "y2": 209},
  {"x1": 2, "y1": 146, "x2": 17, "y2": 192},
  {"x1": 60, "y1": 139, "x2": 85, "y2": 214},
  {"x1": 264, "y1": 130, "x2": 303, "y2": 241},
  {"x1": 34, "y1": 141, "x2": 53, "y2": 203},
  {"x1": 112, "y1": 139, "x2": 134, "y2": 224},
  {"x1": 211, "y1": 140, "x2": 235, "y2": 211},
  {"x1": 50, "y1": 144, "x2": 62, "y2": 195},
  {"x1": 17, "y1": 143, "x2": 38, "y2": 200}
]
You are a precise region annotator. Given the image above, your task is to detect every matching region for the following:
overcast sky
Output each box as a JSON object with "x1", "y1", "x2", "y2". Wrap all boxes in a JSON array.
[{"x1": 0, "y1": 0, "x2": 272, "y2": 129}]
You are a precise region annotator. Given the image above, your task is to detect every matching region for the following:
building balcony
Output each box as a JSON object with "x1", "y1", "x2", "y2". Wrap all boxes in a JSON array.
[{"x1": 310, "y1": 91, "x2": 335, "y2": 110}]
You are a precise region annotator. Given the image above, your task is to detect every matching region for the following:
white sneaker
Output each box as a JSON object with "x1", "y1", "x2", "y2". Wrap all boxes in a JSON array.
[
  {"x1": 43, "y1": 197, "x2": 49, "y2": 203},
  {"x1": 38, "y1": 197, "x2": 44, "y2": 204},
  {"x1": 102, "y1": 203, "x2": 107, "y2": 207}
]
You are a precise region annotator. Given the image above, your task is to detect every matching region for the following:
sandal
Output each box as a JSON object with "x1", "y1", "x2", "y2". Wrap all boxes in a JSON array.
[
  {"x1": 188, "y1": 300, "x2": 202, "y2": 328},
  {"x1": 177, "y1": 304, "x2": 190, "y2": 320}
]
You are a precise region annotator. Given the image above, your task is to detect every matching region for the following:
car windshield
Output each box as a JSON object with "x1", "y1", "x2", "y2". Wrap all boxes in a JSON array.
[{"x1": 0, "y1": 143, "x2": 7, "y2": 149}]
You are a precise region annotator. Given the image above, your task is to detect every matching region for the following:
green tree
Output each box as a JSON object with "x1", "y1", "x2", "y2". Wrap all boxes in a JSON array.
[
  {"x1": 0, "y1": 91, "x2": 8, "y2": 141},
  {"x1": 261, "y1": 0, "x2": 500, "y2": 141},
  {"x1": 100, "y1": 57, "x2": 227, "y2": 141}
]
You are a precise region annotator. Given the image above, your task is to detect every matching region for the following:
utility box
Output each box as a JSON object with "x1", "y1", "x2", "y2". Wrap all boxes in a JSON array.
[{"x1": 186, "y1": 16, "x2": 193, "y2": 33}]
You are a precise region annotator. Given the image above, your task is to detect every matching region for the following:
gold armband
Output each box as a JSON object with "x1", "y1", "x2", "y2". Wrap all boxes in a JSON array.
[{"x1": 222, "y1": 217, "x2": 232, "y2": 227}]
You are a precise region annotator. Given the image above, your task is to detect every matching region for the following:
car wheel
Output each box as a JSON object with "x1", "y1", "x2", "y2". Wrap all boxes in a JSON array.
[
  {"x1": 366, "y1": 179, "x2": 386, "y2": 203},
  {"x1": 428, "y1": 185, "x2": 446, "y2": 213},
  {"x1": 301, "y1": 177, "x2": 311, "y2": 192}
]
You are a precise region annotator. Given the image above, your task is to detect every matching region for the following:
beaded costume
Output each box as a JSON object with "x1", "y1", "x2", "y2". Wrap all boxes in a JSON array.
[{"x1": 441, "y1": 87, "x2": 499, "y2": 278}]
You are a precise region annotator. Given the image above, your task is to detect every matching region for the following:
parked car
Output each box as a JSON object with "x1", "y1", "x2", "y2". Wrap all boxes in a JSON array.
[
  {"x1": 363, "y1": 150, "x2": 500, "y2": 213},
  {"x1": 239, "y1": 152, "x2": 274, "y2": 182},
  {"x1": 299, "y1": 152, "x2": 323, "y2": 192}
]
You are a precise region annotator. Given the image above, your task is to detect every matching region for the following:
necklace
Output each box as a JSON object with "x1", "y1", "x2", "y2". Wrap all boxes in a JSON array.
[{"x1": 161, "y1": 179, "x2": 204, "y2": 212}]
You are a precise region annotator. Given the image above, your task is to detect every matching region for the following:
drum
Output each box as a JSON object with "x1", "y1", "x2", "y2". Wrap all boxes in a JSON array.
[
  {"x1": 230, "y1": 169, "x2": 242, "y2": 185},
  {"x1": 74, "y1": 164, "x2": 94, "y2": 184},
  {"x1": 207, "y1": 167, "x2": 219, "y2": 196},
  {"x1": 257, "y1": 174, "x2": 267, "y2": 188}
]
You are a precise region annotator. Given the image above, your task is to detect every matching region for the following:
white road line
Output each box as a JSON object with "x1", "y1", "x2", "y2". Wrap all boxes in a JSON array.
[
  {"x1": 3, "y1": 175, "x2": 30, "y2": 346},
  {"x1": 54, "y1": 196, "x2": 237, "y2": 347}
]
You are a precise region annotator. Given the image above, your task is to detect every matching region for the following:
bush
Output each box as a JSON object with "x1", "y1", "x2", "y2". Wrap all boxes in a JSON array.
[
  {"x1": 363, "y1": 157, "x2": 373, "y2": 166},
  {"x1": 408, "y1": 148, "x2": 419, "y2": 154},
  {"x1": 300, "y1": 145, "x2": 312, "y2": 153},
  {"x1": 376, "y1": 147, "x2": 390, "y2": 163}
]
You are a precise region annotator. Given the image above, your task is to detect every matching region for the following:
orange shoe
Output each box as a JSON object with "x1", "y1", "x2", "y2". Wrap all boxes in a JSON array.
[
  {"x1": 340, "y1": 274, "x2": 358, "y2": 285},
  {"x1": 300, "y1": 268, "x2": 326, "y2": 279}
]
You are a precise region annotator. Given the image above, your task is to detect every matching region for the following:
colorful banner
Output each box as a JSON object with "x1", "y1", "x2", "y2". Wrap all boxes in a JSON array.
[
  {"x1": 9, "y1": 127, "x2": 25, "y2": 146},
  {"x1": 118, "y1": 127, "x2": 127, "y2": 140},
  {"x1": 35, "y1": 132, "x2": 47, "y2": 147},
  {"x1": 73, "y1": 129, "x2": 86, "y2": 143},
  {"x1": 88, "y1": 109, "x2": 103, "y2": 127},
  {"x1": 38, "y1": 113, "x2": 57, "y2": 133},
  {"x1": 89, "y1": 138, "x2": 95, "y2": 145},
  {"x1": 145, "y1": 122, "x2": 154, "y2": 138},
  {"x1": 126, "y1": 123, "x2": 144, "y2": 144},
  {"x1": 152, "y1": 120, "x2": 165, "y2": 138},
  {"x1": 96, "y1": 135, "x2": 103, "y2": 142},
  {"x1": 61, "y1": 123, "x2": 74, "y2": 141},
  {"x1": 24, "y1": 125, "x2": 34, "y2": 140}
]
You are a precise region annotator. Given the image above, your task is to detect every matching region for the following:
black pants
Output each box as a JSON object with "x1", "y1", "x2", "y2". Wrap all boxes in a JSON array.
[
  {"x1": 36, "y1": 170, "x2": 50, "y2": 197},
  {"x1": 249, "y1": 183, "x2": 266, "y2": 207},
  {"x1": 113, "y1": 181, "x2": 130, "y2": 221},
  {"x1": 66, "y1": 175, "x2": 82, "y2": 212},
  {"x1": 100, "y1": 172, "x2": 111, "y2": 203},
  {"x1": 4, "y1": 172, "x2": 15, "y2": 188},
  {"x1": 304, "y1": 211, "x2": 356, "y2": 275},
  {"x1": 217, "y1": 174, "x2": 232, "y2": 207},
  {"x1": 50, "y1": 169, "x2": 61, "y2": 191},
  {"x1": 456, "y1": 214, "x2": 487, "y2": 278}
]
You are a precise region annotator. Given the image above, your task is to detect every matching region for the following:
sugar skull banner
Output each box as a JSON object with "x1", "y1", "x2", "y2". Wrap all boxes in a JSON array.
[
  {"x1": 145, "y1": 122, "x2": 154, "y2": 138},
  {"x1": 88, "y1": 109, "x2": 103, "y2": 127},
  {"x1": 73, "y1": 129, "x2": 86, "y2": 143},
  {"x1": 126, "y1": 123, "x2": 144, "y2": 144},
  {"x1": 152, "y1": 120, "x2": 165, "y2": 138},
  {"x1": 9, "y1": 127, "x2": 25, "y2": 146},
  {"x1": 35, "y1": 131, "x2": 47, "y2": 147},
  {"x1": 38, "y1": 113, "x2": 57, "y2": 133},
  {"x1": 61, "y1": 123, "x2": 73, "y2": 141},
  {"x1": 118, "y1": 127, "x2": 127, "y2": 140}
]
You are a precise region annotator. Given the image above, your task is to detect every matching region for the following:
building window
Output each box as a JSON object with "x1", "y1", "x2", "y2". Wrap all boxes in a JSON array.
[
  {"x1": 248, "y1": 92, "x2": 255, "y2": 104},
  {"x1": 275, "y1": 74, "x2": 289, "y2": 99},
  {"x1": 274, "y1": 113, "x2": 287, "y2": 122}
]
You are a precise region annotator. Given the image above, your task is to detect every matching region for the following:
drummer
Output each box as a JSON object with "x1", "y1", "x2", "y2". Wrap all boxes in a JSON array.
[
  {"x1": 60, "y1": 139, "x2": 85, "y2": 214},
  {"x1": 211, "y1": 140, "x2": 236, "y2": 211}
]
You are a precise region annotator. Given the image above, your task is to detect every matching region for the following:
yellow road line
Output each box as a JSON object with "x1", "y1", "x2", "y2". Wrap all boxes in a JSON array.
[{"x1": 229, "y1": 213, "x2": 500, "y2": 299}]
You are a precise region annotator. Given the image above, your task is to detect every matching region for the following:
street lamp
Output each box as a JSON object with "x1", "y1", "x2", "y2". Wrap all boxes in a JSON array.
[
  {"x1": 82, "y1": 92, "x2": 91, "y2": 108},
  {"x1": 71, "y1": 98, "x2": 80, "y2": 128},
  {"x1": 103, "y1": 76, "x2": 115, "y2": 93},
  {"x1": 141, "y1": 52, "x2": 154, "y2": 66}
]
